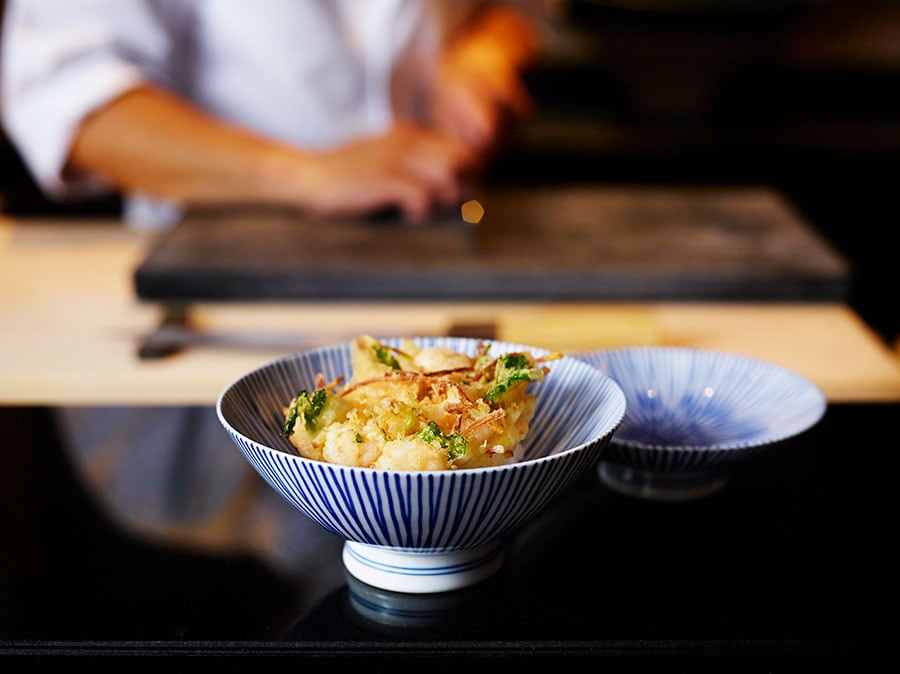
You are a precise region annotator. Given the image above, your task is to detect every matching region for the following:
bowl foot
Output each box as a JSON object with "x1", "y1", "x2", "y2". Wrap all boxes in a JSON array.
[
  {"x1": 598, "y1": 462, "x2": 728, "y2": 502},
  {"x1": 342, "y1": 541, "x2": 505, "y2": 594}
]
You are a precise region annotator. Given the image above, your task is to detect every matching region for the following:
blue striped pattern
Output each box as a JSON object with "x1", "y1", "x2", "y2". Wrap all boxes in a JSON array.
[
  {"x1": 217, "y1": 337, "x2": 626, "y2": 551},
  {"x1": 573, "y1": 346, "x2": 826, "y2": 472}
]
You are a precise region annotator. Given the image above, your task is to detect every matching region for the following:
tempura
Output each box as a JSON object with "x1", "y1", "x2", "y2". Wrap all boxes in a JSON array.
[{"x1": 281, "y1": 335, "x2": 558, "y2": 470}]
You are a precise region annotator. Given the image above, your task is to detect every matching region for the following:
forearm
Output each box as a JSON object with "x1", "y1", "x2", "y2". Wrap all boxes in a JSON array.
[
  {"x1": 431, "y1": 3, "x2": 541, "y2": 152},
  {"x1": 65, "y1": 83, "x2": 474, "y2": 221},
  {"x1": 65, "y1": 84, "x2": 312, "y2": 208},
  {"x1": 448, "y1": 3, "x2": 541, "y2": 72}
]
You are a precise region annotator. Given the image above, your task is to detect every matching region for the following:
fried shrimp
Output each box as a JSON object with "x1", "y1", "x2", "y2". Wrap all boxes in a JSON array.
[{"x1": 281, "y1": 335, "x2": 559, "y2": 470}]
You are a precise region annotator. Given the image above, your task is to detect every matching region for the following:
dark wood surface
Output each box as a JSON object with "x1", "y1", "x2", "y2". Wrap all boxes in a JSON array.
[{"x1": 133, "y1": 184, "x2": 849, "y2": 303}]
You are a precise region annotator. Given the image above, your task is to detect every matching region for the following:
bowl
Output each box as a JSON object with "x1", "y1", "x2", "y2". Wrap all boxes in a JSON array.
[
  {"x1": 217, "y1": 336, "x2": 626, "y2": 593},
  {"x1": 574, "y1": 346, "x2": 827, "y2": 502}
]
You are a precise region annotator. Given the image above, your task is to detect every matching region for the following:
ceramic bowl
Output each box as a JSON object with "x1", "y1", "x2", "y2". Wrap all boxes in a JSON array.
[
  {"x1": 217, "y1": 337, "x2": 626, "y2": 593},
  {"x1": 574, "y1": 346, "x2": 826, "y2": 501}
]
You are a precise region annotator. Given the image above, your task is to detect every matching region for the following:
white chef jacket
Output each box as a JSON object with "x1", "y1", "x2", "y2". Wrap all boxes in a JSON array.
[{"x1": 0, "y1": 0, "x2": 484, "y2": 228}]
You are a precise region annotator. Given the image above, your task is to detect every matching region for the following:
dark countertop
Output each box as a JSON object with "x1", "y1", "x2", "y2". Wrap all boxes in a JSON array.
[
  {"x1": 2, "y1": 402, "x2": 898, "y2": 669},
  {"x1": 133, "y1": 185, "x2": 849, "y2": 303}
]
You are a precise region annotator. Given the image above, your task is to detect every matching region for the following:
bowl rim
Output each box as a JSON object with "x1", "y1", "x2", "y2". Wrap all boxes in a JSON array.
[
  {"x1": 216, "y1": 335, "x2": 628, "y2": 474},
  {"x1": 572, "y1": 344, "x2": 827, "y2": 453}
]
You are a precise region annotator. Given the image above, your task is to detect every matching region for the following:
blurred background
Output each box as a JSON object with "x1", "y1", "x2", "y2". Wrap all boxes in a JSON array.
[
  {"x1": 2, "y1": 3, "x2": 899, "y2": 650},
  {"x1": 2, "y1": 0, "x2": 898, "y2": 343}
]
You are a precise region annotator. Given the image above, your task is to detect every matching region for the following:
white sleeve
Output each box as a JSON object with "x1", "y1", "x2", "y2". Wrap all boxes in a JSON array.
[{"x1": 0, "y1": 0, "x2": 184, "y2": 199}]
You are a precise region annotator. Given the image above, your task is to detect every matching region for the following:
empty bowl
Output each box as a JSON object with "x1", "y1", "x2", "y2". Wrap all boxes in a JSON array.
[
  {"x1": 574, "y1": 346, "x2": 827, "y2": 501},
  {"x1": 217, "y1": 336, "x2": 626, "y2": 593}
]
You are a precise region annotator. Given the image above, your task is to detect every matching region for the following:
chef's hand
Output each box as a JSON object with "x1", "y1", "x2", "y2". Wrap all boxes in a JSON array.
[{"x1": 272, "y1": 121, "x2": 477, "y2": 223}]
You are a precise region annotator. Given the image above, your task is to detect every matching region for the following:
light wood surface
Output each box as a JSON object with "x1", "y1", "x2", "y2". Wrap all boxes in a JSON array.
[{"x1": 2, "y1": 217, "x2": 899, "y2": 406}]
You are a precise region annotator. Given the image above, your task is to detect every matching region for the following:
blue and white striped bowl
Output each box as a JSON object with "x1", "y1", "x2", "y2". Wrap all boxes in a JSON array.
[
  {"x1": 574, "y1": 347, "x2": 826, "y2": 500},
  {"x1": 217, "y1": 337, "x2": 626, "y2": 592}
]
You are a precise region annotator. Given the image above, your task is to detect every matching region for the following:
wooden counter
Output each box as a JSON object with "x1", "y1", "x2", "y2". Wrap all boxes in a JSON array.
[{"x1": 2, "y1": 217, "x2": 899, "y2": 406}]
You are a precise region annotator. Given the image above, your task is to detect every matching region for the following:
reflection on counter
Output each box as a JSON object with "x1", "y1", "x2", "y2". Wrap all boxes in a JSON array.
[{"x1": 284, "y1": 572, "x2": 506, "y2": 641}]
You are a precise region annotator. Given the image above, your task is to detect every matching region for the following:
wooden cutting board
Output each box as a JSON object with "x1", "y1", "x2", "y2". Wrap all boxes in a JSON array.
[{"x1": 133, "y1": 184, "x2": 849, "y2": 302}]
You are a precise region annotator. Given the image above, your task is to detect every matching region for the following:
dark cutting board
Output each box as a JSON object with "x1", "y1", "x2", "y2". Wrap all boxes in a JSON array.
[{"x1": 133, "y1": 184, "x2": 850, "y2": 302}]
